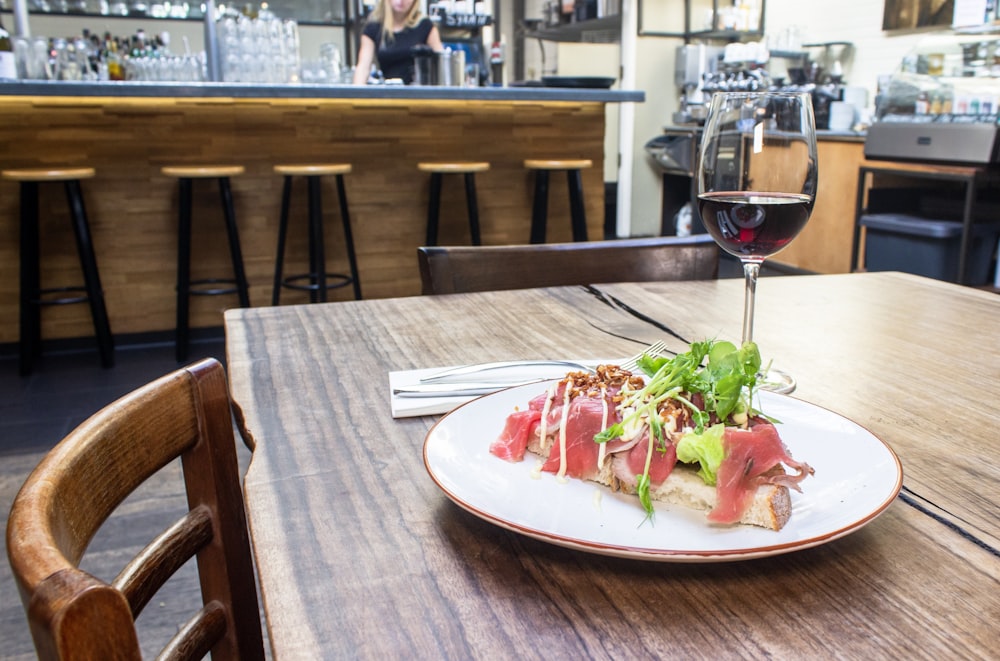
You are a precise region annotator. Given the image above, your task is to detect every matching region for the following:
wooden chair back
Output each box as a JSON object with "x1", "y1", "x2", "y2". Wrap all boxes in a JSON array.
[
  {"x1": 417, "y1": 235, "x2": 720, "y2": 294},
  {"x1": 6, "y1": 358, "x2": 265, "y2": 661}
]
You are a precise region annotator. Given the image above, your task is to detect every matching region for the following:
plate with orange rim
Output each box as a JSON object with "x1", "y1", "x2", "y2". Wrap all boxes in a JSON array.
[{"x1": 423, "y1": 382, "x2": 902, "y2": 562}]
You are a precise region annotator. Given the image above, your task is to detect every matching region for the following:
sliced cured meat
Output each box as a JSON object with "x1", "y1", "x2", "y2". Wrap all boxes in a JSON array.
[
  {"x1": 611, "y1": 429, "x2": 678, "y2": 490},
  {"x1": 708, "y1": 422, "x2": 814, "y2": 524},
  {"x1": 489, "y1": 409, "x2": 541, "y2": 462},
  {"x1": 540, "y1": 395, "x2": 622, "y2": 481}
]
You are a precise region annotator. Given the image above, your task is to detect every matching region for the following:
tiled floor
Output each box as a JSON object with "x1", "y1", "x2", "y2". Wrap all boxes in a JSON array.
[
  {"x1": 1, "y1": 335, "x2": 227, "y2": 456},
  {"x1": 0, "y1": 334, "x2": 239, "y2": 660}
]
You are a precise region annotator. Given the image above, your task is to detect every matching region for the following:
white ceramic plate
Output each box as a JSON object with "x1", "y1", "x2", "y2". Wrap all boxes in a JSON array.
[{"x1": 423, "y1": 382, "x2": 903, "y2": 562}]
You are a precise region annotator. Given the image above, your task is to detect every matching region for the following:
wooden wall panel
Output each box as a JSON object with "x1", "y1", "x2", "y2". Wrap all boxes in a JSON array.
[
  {"x1": 0, "y1": 96, "x2": 607, "y2": 343},
  {"x1": 770, "y1": 139, "x2": 865, "y2": 274}
]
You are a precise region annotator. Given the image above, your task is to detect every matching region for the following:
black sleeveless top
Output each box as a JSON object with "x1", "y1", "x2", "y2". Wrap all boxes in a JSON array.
[{"x1": 362, "y1": 17, "x2": 434, "y2": 84}]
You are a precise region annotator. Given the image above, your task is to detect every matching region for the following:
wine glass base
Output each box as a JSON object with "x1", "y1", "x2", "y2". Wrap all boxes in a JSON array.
[{"x1": 758, "y1": 368, "x2": 796, "y2": 395}]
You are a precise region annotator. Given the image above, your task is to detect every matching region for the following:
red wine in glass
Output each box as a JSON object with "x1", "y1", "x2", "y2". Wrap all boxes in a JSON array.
[{"x1": 697, "y1": 191, "x2": 813, "y2": 259}]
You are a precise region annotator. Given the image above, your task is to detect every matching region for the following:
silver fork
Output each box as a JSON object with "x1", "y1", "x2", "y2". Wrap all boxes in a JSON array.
[
  {"x1": 420, "y1": 359, "x2": 596, "y2": 383},
  {"x1": 418, "y1": 341, "x2": 668, "y2": 384},
  {"x1": 398, "y1": 341, "x2": 672, "y2": 397},
  {"x1": 620, "y1": 340, "x2": 668, "y2": 372}
]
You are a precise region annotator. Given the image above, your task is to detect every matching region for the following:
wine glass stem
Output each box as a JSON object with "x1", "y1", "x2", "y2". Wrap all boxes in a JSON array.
[{"x1": 741, "y1": 260, "x2": 761, "y2": 345}]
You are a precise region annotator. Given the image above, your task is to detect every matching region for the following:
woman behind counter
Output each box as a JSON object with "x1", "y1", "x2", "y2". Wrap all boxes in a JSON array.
[{"x1": 352, "y1": 0, "x2": 443, "y2": 85}]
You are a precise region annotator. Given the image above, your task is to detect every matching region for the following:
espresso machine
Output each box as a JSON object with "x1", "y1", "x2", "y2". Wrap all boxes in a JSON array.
[{"x1": 673, "y1": 44, "x2": 723, "y2": 125}]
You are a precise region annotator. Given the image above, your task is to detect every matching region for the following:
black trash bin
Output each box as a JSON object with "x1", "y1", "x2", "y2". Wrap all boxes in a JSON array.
[{"x1": 859, "y1": 213, "x2": 1000, "y2": 284}]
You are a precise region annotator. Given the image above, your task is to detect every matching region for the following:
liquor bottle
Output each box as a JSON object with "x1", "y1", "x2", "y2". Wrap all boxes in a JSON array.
[
  {"x1": 106, "y1": 38, "x2": 125, "y2": 81},
  {"x1": 489, "y1": 41, "x2": 504, "y2": 86},
  {"x1": 0, "y1": 15, "x2": 17, "y2": 80}
]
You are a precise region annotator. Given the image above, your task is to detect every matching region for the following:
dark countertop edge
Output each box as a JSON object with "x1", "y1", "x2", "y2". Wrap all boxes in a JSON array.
[
  {"x1": 660, "y1": 124, "x2": 866, "y2": 142},
  {"x1": 816, "y1": 130, "x2": 867, "y2": 143},
  {"x1": 0, "y1": 80, "x2": 645, "y2": 103}
]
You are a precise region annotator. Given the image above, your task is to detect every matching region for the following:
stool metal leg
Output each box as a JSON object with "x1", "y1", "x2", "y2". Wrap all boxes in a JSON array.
[
  {"x1": 426, "y1": 172, "x2": 443, "y2": 246},
  {"x1": 529, "y1": 170, "x2": 550, "y2": 244},
  {"x1": 218, "y1": 176, "x2": 251, "y2": 308},
  {"x1": 567, "y1": 169, "x2": 588, "y2": 242},
  {"x1": 65, "y1": 179, "x2": 114, "y2": 369},
  {"x1": 272, "y1": 175, "x2": 293, "y2": 305},
  {"x1": 336, "y1": 174, "x2": 362, "y2": 300},
  {"x1": 19, "y1": 181, "x2": 41, "y2": 376},
  {"x1": 307, "y1": 175, "x2": 327, "y2": 303},
  {"x1": 176, "y1": 178, "x2": 194, "y2": 362},
  {"x1": 464, "y1": 173, "x2": 482, "y2": 246}
]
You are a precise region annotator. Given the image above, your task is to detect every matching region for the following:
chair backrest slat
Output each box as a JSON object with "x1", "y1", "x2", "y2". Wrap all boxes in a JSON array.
[
  {"x1": 113, "y1": 506, "x2": 214, "y2": 617},
  {"x1": 418, "y1": 235, "x2": 720, "y2": 294},
  {"x1": 160, "y1": 601, "x2": 228, "y2": 661}
]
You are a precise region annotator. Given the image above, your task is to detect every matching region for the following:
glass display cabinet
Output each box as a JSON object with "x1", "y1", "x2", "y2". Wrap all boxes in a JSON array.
[{"x1": 867, "y1": 30, "x2": 1000, "y2": 164}]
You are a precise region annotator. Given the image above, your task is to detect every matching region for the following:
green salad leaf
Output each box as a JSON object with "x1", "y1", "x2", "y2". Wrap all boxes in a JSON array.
[{"x1": 675, "y1": 423, "x2": 726, "y2": 485}]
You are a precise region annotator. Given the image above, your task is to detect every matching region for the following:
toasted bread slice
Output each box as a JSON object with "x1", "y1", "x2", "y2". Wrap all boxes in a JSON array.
[
  {"x1": 609, "y1": 466, "x2": 791, "y2": 531},
  {"x1": 528, "y1": 433, "x2": 792, "y2": 530}
]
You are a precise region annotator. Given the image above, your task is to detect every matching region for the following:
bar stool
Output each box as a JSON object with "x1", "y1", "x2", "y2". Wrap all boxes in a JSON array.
[
  {"x1": 417, "y1": 162, "x2": 490, "y2": 246},
  {"x1": 161, "y1": 165, "x2": 250, "y2": 362},
  {"x1": 525, "y1": 158, "x2": 593, "y2": 244},
  {"x1": 3, "y1": 167, "x2": 114, "y2": 376},
  {"x1": 272, "y1": 163, "x2": 362, "y2": 304}
]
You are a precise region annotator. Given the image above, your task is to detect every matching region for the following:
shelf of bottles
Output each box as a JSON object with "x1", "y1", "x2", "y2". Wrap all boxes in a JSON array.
[
  {"x1": 0, "y1": 0, "x2": 345, "y2": 24},
  {"x1": 5, "y1": 26, "x2": 206, "y2": 80},
  {"x1": 1, "y1": 13, "x2": 16, "y2": 78},
  {"x1": 1, "y1": 3, "x2": 309, "y2": 82}
]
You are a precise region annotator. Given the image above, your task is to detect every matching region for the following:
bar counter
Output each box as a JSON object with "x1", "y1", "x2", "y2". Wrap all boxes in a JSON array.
[{"x1": 0, "y1": 81, "x2": 642, "y2": 345}]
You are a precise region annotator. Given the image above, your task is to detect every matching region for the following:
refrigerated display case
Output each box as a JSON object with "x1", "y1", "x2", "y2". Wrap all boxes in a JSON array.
[{"x1": 867, "y1": 31, "x2": 1000, "y2": 164}]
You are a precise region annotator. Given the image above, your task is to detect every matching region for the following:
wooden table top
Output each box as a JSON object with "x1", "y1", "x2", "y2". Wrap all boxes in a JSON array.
[{"x1": 224, "y1": 272, "x2": 1000, "y2": 659}]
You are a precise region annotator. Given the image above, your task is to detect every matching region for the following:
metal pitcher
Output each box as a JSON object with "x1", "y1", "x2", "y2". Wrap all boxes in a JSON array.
[{"x1": 438, "y1": 47, "x2": 464, "y2": 87}]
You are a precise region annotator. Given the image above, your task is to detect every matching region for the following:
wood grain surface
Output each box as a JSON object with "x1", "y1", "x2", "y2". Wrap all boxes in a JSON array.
[
  {"x1": 769, "y1": 140, "x2": 864, "y2": 274},
  {"x1": 225, "y1": 272, "x2": 1000, "y2": 659},
  {"x1": 0, "y1": 95, "x2": 606, "y2": 344}
]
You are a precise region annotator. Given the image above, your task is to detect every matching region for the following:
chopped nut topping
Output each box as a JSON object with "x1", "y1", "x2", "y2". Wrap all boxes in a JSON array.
[{"x1": 561, "y1": 364, "x2": 644, "y2": 399}]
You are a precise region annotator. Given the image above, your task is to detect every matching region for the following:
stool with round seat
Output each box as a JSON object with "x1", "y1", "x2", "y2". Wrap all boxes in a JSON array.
[
  {"x1": 272, "y1": 163, "x2": 362, "y2": 304},
  {"x1": 3, "y1": 167, "x2": 114, "y2": 376},
  {"x1": 525, "y1": 158, "x2": 593, "y2": 244},
  {"x1": 161, "y1": 165, "x2": 251, "y2": 362},
  {"x1": 417, "y1": 162, "x2": 490, "y2": 246}
]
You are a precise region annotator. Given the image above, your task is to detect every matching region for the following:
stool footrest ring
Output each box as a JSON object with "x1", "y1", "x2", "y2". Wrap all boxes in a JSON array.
[
  {"x1": 281, "y1": 272, "x2": 354, "y2": 293},
  {"x1": 34, "y1": 286, "x2": 90, "y2": 307},
  {"x1": 185, "y1": 278, "x2": 243, "y2": 297}
]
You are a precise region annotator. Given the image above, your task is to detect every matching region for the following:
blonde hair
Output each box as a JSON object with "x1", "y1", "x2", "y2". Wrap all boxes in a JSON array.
[{"x1": 371, "y1": 0, "x2": 424, "y2": 45}]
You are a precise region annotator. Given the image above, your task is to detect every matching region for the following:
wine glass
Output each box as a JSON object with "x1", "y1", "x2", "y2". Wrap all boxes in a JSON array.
[{"x1": 696, "y1": 91, "x2": 817, "y2": 394}]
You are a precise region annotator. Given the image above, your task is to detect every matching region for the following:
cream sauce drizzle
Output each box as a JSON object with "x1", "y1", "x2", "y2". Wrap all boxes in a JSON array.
[
  {"x1": 556, "y1": 382, "x2": 573, "y2": 482},
  {"x1": 529, "y1": 460, "x2": 544, "y2": 479},
  {"x1": 538, "y1": 383, "x2": 556, "y2": 452},
  {"x1": 597, "y1": 385, "x2": 610, "y2": 468}
]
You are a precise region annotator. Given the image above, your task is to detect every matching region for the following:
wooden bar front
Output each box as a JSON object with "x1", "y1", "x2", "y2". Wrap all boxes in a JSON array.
[{"x1": 0, "y1": 94, "x2": 610, "y2": 343}]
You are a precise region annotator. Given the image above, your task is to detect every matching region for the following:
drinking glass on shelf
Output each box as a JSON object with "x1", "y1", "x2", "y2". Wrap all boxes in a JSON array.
[{"x1": 697, "y1": 91, "x2": 817, "y2": 394}]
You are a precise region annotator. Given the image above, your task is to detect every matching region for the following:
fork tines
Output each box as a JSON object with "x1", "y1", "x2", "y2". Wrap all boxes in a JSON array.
[{"x1": 620, "y1": 340, "x2": 668, "y2": 371}]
